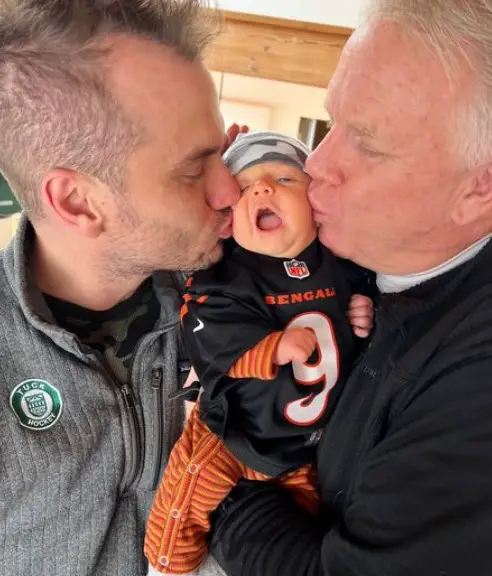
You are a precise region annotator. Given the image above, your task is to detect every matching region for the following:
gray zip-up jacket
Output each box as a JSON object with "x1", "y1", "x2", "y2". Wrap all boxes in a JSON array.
[{"x1": 0, "y1": 218, "x2": 185, "y2": 576}]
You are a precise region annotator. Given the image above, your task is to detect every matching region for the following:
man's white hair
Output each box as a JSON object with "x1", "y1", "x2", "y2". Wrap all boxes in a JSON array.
[{"x1": 365, "y1": 0, "x2": 492, "y2": 168}]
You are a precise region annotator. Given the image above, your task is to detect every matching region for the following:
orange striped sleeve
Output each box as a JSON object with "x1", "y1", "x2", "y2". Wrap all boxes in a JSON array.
[{"x1": 227, "y1": 331, "x2": 283, "y2": 380}]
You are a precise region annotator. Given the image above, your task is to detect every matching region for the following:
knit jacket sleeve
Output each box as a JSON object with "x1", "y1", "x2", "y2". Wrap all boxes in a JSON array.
[{"x1": 209, "y1": 357, "x2": 492, "y2": 576}]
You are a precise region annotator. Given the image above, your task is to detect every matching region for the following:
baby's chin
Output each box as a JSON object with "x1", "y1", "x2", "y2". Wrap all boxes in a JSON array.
[
  {"x1": 232, "y1": 227, "x2": 286, "y2": 256},
  {"x1": 233, "y1": 231, "x2": 316, "y2": 260}
]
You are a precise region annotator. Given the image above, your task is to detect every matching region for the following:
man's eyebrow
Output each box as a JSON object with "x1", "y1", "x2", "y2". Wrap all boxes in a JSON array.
[
  {"x1": 348, "y1": 123, "x2": 379, "y2": 140},
  {"x1": 324, "y1": 97, "x2": 379, "y2": 141},
  {"x1": 177, "y1": 146, "x2": 221, "y2": 167}
]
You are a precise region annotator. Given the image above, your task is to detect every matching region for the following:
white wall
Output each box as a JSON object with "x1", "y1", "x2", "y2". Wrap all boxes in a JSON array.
[
  {"x1": 212, "y1": 72, "x2": 328, "y2": 138},
  {"x1": 0, "y1": 215, "x2": 20, "y2": 249},
  {"x1": 217, "y1": 0, "x2": 365, "y2": 29}
]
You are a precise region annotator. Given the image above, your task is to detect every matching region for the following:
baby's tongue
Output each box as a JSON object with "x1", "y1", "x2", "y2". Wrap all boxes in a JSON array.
[{"x1": 258, "y1": 212, "x2": 282, "y2": 231}]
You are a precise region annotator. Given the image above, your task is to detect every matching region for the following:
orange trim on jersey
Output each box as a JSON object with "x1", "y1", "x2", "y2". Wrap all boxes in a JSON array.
[
  {"x1": 180, "y1": 294, "x2": 193, "y2": 320},
  {"x1": 180, "y1": 294, "x2": 209, "y2": 321},
  {"x1": 227, "y1": 331, "x2": 283, "y2": 380}
]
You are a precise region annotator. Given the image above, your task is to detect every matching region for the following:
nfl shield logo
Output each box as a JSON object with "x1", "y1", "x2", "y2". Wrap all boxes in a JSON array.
[{"x1": 284, "y1": 258, "x2": 310, "y2": 280}]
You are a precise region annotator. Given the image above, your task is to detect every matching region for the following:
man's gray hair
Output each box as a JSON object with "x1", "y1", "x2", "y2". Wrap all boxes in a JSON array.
[
  {"x1": 0, "y1": 0, "x2": 220, "y2": 216},
  {"x1": 365, "y1": 0, "x2": 492, "y2": 168}
]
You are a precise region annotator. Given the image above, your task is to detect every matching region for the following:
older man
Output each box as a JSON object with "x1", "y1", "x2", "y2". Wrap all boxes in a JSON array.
[
  {"x1": 208, "y1": 1, "x2": 492, "y2": 575},
  {"x1": 0, "y1": 2, "x2": 239, "y2": 575}
]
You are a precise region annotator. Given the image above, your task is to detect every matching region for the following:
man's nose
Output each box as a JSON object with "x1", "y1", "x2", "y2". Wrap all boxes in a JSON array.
[
  {"x1": 209, "y1": 168, "x2": 241, "y2": 211},
  {"x1": 305, "y1": 130, "x2": 344, "y2": 187}
]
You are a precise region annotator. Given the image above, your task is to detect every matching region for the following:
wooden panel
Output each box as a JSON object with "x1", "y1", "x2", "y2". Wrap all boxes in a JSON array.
[{"x1": 205, "y1": 11, "x2": 352, "y2": 88}]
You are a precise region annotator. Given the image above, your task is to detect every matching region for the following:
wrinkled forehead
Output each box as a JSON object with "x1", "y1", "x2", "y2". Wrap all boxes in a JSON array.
[
  {"x1": 327, "y1": 21, "x2": 469, "y2": 147},
  {"x1": 105, "y1": 36, "x2": 224, "y2": 158}
]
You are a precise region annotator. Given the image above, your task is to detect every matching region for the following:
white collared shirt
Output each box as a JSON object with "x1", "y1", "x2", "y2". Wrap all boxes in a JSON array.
[{"x1": 377, "y1": 235, "x2": 492, "y2": 294}]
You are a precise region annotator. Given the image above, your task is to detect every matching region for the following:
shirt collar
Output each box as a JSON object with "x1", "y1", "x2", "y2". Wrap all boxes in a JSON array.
[{"x1": 377, "y1": 235, "x2": 492, "y2": 294}]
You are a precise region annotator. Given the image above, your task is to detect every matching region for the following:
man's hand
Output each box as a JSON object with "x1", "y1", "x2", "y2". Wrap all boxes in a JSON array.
[
  {"x1": 274, "y1": 327, "x2": 318, "y2": 365},
  {"x1": 347, "y1": 294, "x2": 374, "y2": 338},
  {"x1": 221, "y1": 123, "x2": 249, "y2": 154}
]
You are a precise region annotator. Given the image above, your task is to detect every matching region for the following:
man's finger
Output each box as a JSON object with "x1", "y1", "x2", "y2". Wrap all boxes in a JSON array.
[
  {"x1": 348, "y1": 311, "x2": 373, "y2": 322},
  {"x1": 353, "y1": 326, "x2": 370, "y2": 338},
  {"x1": 352, "y1": 316, "x2": 373, "y2": 329}
]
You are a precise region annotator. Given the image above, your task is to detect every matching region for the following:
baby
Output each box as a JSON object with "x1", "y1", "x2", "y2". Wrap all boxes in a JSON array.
[{"x1": 145, "y1": 131, "x2": 374, "y2": 575}]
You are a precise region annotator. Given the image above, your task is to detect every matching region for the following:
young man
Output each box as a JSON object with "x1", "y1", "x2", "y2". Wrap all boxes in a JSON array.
[{"x1": 0, "y1": 2, "x2": 239, "y2": 575}]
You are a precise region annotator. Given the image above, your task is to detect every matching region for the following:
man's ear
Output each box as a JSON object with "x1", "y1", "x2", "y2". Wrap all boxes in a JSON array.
[
  {"x1": 452, "y1": 162, "x2": 492, "y2": 226},
  {"x1": 41, "y1": 169, "x2": 105, "y2": 238}
]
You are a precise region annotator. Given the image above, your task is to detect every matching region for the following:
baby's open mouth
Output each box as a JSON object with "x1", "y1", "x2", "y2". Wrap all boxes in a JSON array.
[{"x1": 255, "y1": 207, "x2": 283, "y2": 232}]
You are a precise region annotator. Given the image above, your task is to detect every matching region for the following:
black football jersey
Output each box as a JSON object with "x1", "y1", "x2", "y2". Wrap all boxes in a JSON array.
[{"x1": 182, "y1": 239, "x2": 355, "y2": 476}]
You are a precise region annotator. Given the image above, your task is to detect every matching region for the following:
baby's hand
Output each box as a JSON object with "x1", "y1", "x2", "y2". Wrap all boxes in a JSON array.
[
  {"x1": 274, "y1": 327, "x2": 318, "y2": 365},
  {"x1": 348, "y1": 294, "x2": 374, "y2": 338}
]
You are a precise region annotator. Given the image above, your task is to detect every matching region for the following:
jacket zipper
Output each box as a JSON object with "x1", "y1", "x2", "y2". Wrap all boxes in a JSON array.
[
  {"x1": 86, "y1": 320, "x2": 180, "y2": 493},
  {"x1": 151, "y1": 367, "x2": 164, "y2": 489},
  {"x1": 89, "y1": 351, "x2": 142, "y2": 494},
  {"x1": 123, "y1": 322, "x2": 181, "y2": 492},
  {"x1": 123, "y1": 336, "x2": 149, "y2": 493},
  {"x1": 124, "y1": 323, "x2": 179, "y2": 492},
  {"x1": 121, "y1": 381, "x2": 141, "y2": 493}
]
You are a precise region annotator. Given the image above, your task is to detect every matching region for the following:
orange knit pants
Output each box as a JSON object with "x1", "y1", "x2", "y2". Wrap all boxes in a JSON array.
[{"x1": 145, "y1": 404, "x2": 319, "y2": 575}]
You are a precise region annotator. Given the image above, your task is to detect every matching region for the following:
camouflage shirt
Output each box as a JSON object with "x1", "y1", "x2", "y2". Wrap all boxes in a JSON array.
[{"x1": 45, "y1": 277, "x2": 160, "y2": 384}]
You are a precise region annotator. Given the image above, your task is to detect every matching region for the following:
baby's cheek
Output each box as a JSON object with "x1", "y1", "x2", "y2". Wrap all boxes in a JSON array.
[
  {"x1": 297, "y1": 195, "x2": 316, "y2": 226},
  {"x1": 233, "y1": 207, "x2": 263, "y2": 254},
  {"x1": 231, "y1": 205, "x2": 249, "y2": 242},
  {"x1": 232, "y1": 198, "x2": 247, "y2": 227}
]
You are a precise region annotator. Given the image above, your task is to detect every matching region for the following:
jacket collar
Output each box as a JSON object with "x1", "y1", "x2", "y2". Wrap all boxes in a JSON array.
[
  {"x1": 3, "y1": 215, "x2": 182, "y2": 358},
  {"x1": 377, "y1": 238, "x2": 492, "y2": 329}
]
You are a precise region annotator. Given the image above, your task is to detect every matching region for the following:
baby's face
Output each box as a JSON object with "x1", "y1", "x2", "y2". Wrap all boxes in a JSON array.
[{"x1": 232, "y1": 162, "x2": 317, "y2": 258}]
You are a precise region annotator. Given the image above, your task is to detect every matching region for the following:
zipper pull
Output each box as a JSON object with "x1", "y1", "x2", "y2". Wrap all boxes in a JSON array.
[
  {"x1": 178, "y1": 360, "x2": 192, "y2": 389},
  {"x1": 151, "y1": 367, "x2": 163, "y2": 389},
  {"x1": 122, "y1": 384, "x2": 136, "y2": 409},
  {"x1": 178, "y1": 360, "x2": 192, "y2": 375}
]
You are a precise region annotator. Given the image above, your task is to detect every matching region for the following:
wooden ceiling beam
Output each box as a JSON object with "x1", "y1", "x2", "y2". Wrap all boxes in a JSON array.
[{"x1": 205, "y1": 11, "x2": 352, "y2": 88}]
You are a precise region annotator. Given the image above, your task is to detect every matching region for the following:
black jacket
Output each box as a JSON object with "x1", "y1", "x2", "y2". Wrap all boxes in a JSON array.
[{"x1": 209, "y1": 240, "x2": 492, "y2": 576}]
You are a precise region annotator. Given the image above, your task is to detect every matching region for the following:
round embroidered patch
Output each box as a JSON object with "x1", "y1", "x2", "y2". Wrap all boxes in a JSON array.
[{"x1": 10, "y1": 379, "x2": 63, "y2": 430}]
